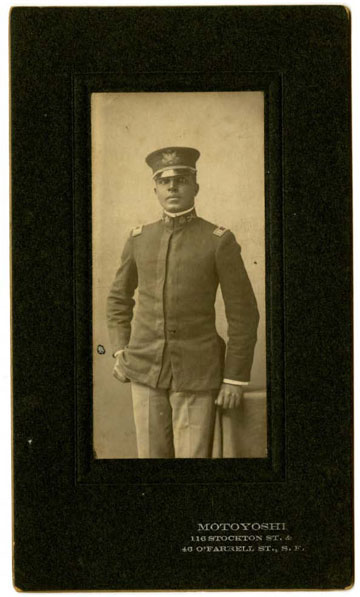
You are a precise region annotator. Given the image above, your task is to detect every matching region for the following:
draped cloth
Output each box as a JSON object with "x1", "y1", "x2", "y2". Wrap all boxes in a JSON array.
[{"x1": 212, "y1": 391, "x2": 267, "y2": 458}]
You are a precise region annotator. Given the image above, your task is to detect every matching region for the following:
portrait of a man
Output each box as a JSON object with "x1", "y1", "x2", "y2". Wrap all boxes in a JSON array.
[
  {"x1": 107, "y1": 146, "x2": 259, "y2": 458},
  {"x1": 91, "y1": 91, "x2": 267, "y2": 459}
]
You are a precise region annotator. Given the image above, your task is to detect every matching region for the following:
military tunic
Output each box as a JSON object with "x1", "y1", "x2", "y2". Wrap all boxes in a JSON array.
[{"x1": 107, "y1": 210, "x2": 259, "y2": 392}]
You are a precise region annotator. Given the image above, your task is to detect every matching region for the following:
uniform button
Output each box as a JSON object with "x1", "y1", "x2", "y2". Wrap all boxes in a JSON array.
[{"x1": 168, "y1": 329, "x2": 176, "y2": 335}]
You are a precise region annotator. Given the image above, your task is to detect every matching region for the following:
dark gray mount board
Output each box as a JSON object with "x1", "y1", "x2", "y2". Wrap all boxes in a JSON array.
[{"x1": 11, "y1": 6, "x2": 352, "y2": 590}]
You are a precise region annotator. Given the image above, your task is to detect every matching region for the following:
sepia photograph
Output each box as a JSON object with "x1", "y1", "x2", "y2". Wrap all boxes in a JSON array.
[
  {"x1": 91, "y1": 91, "x2": 267, "y2": 459},
  {"x1": 11, "y1": 5, "x2": 352, "y2": 590}
]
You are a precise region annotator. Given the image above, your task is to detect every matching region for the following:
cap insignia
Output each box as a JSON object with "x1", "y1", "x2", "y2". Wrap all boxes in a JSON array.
[{"x1": 162, "y1": 151, "x2": 181, "y2": 165}]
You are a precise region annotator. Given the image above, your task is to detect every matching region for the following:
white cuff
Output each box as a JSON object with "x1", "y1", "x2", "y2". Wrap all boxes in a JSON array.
[{"x1": 223, "y1": 379, "x2": 249, "y2": 386}]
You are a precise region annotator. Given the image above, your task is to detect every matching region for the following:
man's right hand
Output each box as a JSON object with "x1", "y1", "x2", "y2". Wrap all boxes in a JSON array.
[{"x1": 113, "y1": 353, "x2": 130, "y2": 383}]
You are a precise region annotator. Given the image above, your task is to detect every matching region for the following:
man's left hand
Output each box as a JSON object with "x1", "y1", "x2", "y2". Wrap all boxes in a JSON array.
[{"x1": 215, "y1": 383, "x2": 244, "y2": 409}]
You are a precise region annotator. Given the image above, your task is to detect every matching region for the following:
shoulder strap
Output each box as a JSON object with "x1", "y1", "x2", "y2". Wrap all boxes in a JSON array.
[{"x1": 213, "y1": 225, "x2": 228, "y2": 237}]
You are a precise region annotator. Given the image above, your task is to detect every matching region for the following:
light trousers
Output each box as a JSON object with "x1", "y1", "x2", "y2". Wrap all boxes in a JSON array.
[{"x1": 131, "y1": 381, "x2": 217, "y2": 458}]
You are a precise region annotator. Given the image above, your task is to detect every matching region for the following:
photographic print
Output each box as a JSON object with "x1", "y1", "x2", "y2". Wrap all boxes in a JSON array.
[
  {"x1": 91, "y1": 92, "x2": 267, "y2": 459},
  {"x1": 11, "y1": 6, "x2": 352, "y2": 590}
]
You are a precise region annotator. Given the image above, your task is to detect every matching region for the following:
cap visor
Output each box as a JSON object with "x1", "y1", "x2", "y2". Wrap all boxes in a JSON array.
[{"x1": 154, "y1": 166, "x2": 196, "y2": 179}]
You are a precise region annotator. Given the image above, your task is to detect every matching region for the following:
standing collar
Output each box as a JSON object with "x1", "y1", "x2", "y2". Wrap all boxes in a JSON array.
[
  {"x1": 162, "y1": 207, "x2": 197, "y2": 226},
  {"x1": 163, "y1": 206, "x2": 195, "y2": 218}
]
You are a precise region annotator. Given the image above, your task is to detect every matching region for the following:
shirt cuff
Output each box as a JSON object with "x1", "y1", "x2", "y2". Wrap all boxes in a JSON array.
[
  {"x1": 223, "y1": 379, "x2": 249, "y2": 386},
  {"x1": 114, "y1": 349, "x2": 124, "y2": 358}
]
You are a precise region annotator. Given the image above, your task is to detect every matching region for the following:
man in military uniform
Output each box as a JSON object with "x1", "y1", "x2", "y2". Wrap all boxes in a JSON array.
[{"x1": 107, "y1": 147, "x2": 259, "y2": 458}]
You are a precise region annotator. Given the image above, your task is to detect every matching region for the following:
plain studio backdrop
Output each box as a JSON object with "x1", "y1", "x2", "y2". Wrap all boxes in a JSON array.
[{"x1": 92, "y1": 91, "x2": 266, "y2": 458}]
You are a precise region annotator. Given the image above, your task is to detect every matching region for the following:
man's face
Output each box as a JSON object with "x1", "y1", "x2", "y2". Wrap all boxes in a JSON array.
[{"x1": 154, "y1": 172, "x2": 199, "y2": 213}]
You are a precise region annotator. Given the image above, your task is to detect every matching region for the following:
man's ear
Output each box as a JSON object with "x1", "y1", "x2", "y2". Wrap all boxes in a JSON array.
[
  {"x1": 194, "y1": 183, "x2": 199, "y2": 196},
  {"x1": 153, "y1": 187, "x2": 157, "y2": 196}
]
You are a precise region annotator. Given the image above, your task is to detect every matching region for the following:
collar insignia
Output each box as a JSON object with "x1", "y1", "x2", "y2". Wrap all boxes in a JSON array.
[{"x1": 162, "y1": 210, "x2": 197, "y2": 225}]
